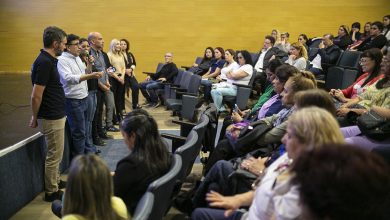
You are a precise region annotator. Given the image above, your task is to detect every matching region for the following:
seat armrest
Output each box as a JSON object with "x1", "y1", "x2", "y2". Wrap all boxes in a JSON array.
[
  {"x1": 176, "y1": 91, "x2": 197, "y2": 96},
  {"x1": 171, "y1": 119, "x2": 196, "y2": 127},
  {"x1": 233, "y1": 83, "x2": 251, "y2": 88},
  {"x1": 161, "y1": 133, "x2": 187, "y2": 142},
  {"x1": 142, "y1": 71, "x2": 155, "y2": 75},
  {"x1": 181, "y1": 66, "x2": 191, "y2": 70}
]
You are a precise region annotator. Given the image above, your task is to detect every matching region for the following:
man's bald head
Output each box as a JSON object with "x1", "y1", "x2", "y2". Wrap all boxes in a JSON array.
[{"x1": 88, "y1": 32, "x2": 104, "y2": 50}]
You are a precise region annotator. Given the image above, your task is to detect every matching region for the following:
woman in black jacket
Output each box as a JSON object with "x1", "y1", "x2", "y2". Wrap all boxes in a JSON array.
[{"x1": 120, "y1": 38, "x2": 141, "y2": 110}]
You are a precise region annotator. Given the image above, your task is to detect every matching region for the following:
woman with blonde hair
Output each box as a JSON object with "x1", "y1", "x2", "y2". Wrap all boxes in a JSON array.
[
  {"x1": 192, "y1": 107, "x2": 344, "y2": 220},
  {"x1": 285, "y1": 42, "x2": 308, "y2": 71},
  {"x1": 107, "y1": 39, "x2": 126, "y2": 122},
  {"x1": 62, "y1": 154, "x2": 128, "y2": 220}
]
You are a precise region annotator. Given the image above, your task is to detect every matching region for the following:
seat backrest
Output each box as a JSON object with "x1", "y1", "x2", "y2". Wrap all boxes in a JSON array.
[
  {"x1": 156, "y1": 63, "x2": 164, "y2": 72},
  {"x1": 341, "y1": 69, "x2": 359, "y2": 89},
  {"x1": 195, "y1": 57, "x2": 203, "y2": 65},
  {"x1": 187, "y1": 74, "x2": 202, "y2": 94},
  {"x1": 147, "y1": 154, "x2": 182, "y2": 220},
  {"x1": 336, "y1": 50, "x2": 362, "y2": 69},
  {"x1": 250, "y1": 52, "x2": 258, "y2": 64},
  {"x1": 173, "y1": 69, "x2": 185, "y2": 85},
  {"x1": 248, "y1": 68, "x2": 257, "y2": 87},
  {"x1": 193, "y1": 113, "x2": 209, "y2": 142},
  {"x1": 325, "y1": 66, "x2": 345, "y2": 90},
  {"x1": 132, "y1": 192, "x2": 154, "y2": 220},
  {"x1": 175, "y1": 130, "x2": 199, "y2": 180},
  {"x1": 180, "y1": 71, "x2": 193, "y2": 88},
  {"x1": 308, "y1": 38, "x2": 322, "y2": 48}
]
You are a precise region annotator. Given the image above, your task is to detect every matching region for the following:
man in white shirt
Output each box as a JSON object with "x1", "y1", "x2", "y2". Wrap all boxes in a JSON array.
[{"x1": 57, "y1": 34, "x2": 102, "y2": 155}]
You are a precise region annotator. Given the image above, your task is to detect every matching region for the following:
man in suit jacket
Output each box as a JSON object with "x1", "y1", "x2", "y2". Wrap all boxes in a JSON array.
[{"x1": 309, "y1": 34, "x2": 342, "y2": 76}]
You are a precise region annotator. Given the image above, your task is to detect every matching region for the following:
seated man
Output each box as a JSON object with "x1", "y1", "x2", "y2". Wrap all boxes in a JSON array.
[
  {"x1": 140, "y1": 52, "x2": 178, "y2": 108},
  {"x1": 309, "y1": 34, "x2": 342, "y2": 77}
]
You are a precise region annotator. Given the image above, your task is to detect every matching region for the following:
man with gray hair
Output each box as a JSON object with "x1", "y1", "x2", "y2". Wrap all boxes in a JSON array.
[
  {"x1": 139, "y1": 52, "x2": 178, "y2": 108},
  {"x1": 309, "y1": 34, "x2": 341, "y2": 77}
]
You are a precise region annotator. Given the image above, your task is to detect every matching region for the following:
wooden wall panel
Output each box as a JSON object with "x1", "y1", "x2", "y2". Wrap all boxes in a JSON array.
[{"x1": 0, "y1": 0, "x2": 388, "y2": 82}]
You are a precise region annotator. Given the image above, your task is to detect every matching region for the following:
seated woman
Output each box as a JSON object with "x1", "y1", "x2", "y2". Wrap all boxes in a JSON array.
[
  {"x1": 62, "y1": 154, "x2": 128, "y2": 220},
  {"x1": 330, "y1": 48, "x2": 383, "y2": 105},
  {"x1": 210, "y1": 50, "x2": 253, "y2": 112},
  {"x1": 340, "y1": 48, "x2": 390, "y2": 148},
  {"x1": 298, "y1": 34, "x2": 309, "y2": 52},
  {"x1": 189, "y1": 47, "x2": 215, "y2": 75},
  {"x1": 201, "y1": 47, "x2": 226, "y2": 102},
  {"x1": 216, "y1": 49, "x2": 240, "y2": 81},
  {"x1": 285, "y1": 42, "x2": 308, "y2": 71},
  {"x1": 275, "y1": 32, "x2": 291, "y2": 53},
  {"x1": 204, "y1": 71, "x2": 317, "y2": 173},
  {"x1": 348, "y1": 22, "x2": 371, "y2": 50},
  {"x1": 185, "y1": 89, "x2": 336, "y2": 212},
  {"x1": 192, "y1": 107, "x2": 345, "y2": 220},
  {"x1": 292, "y1": 144, "x2": 390, "y2": 220},
  {"x1": 218, "y1": 63, "x2": 294, "y2": 141},
  {"x1": 333, "y1": 25, "x2": 353, "y2": 50},
  {"x1": 113, "y1": 109, "x2": 171, "y2": 214},
  {"x1": 355, "y1": 21, "x2": 387, "y2": 51}
]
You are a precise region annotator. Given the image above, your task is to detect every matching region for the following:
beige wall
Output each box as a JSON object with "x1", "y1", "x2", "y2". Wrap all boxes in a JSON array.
[{"x1": 0, "y1": 0, "x2": 388, "y2": 81}]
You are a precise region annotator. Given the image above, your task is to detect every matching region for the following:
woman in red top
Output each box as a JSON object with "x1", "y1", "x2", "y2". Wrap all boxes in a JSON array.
[{"x1": 330, "y1": 48, "x2": 383, "y2": 103}]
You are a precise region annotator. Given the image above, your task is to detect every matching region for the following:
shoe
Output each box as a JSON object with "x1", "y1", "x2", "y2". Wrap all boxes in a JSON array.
[
  {"x1": 44, "y1": 190, "x2": 64, "y2": 202},
  {"x1": 99, "y1": 132, "x2": 114, "y2": 139},
  {"x1": 106, "y1": 126, "x2": 119, "y2": 132},
  {"x1": 93, "y1": 138, "x2": 106, "y2": 146},
  {"x1": 58, "y1": 180, "x2": 67, "y2": 189},
  {"x1": 95, "y1": 149, "x2": 102, "y2": 155},
  {"x1": 51, "y1": 200, "x2": 63, "y2": 218},
  {"x1": 133, "y1": 104, "x2": 142, "y2": 110},
  {"x1": 153, "y1": 102, "x2": 161, "y2": 108}
]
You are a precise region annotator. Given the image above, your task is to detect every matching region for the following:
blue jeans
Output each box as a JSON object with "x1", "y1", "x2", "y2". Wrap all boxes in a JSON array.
[
  {"x1": 211, "y1": 86, "x2": 237, "y2": 112},
  {"x1": 65, "y1": 97, "x2": 88, "y2": 156},
  {"x1": 139, "y1": 80, "x2": 163, "y2": 103},
  {"x1": 192, "y1": 208, "x2": 243, "y2": 220},
  {"x1": 85, "y1": 91, "x2": 97, "y2": 153}
]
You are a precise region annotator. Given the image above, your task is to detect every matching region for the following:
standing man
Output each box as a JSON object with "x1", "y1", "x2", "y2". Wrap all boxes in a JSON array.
[
  {"x1": 139, "y1": 52, "x2": 178, "y2": 108},
  {"x1": 29, "y1": 26, "x2": 67, "y2": 202},
  {"x1": 57, "y1": 34, "x2": 102, "y2": 156},
  {"x1": 88, "y1": 32, "x2": 118, "y2": 141}
]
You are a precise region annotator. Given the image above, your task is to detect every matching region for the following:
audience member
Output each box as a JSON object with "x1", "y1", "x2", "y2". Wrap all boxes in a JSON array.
[
  {"x1": 275, "y1": 32, "x2": 291, "y2": 53},
  {"x1": 298, "y1": 34, "x2": 309, "y2": 52},
  {"x1": 113, "y1": 109, "x2": 171, "y2": 214},
  {"x1": 333, "y1": 25, "x2": 352, "y2": 50},
  {"x1": 285, "y1": 42, "x2": 308, "y2": 71},
  {"x1": 192, "y1": 107, "x2": 344, "y2": 220},
  {"x1": 58, "y1": 34, "x2": 102, "y2": 155},
  {"x1": 29, "y1": 26, "x2": 67, "y2": 202},
  {"x1": 107, "y1": 39, "x2": 126, "y2": 122},
  {"x1": 292, "y1": 144, "x2": 390, "y2": 220},
  {"x1": 140, "y1": 52, "x2": 178, "y2": 108},
  {"x1": 62, "y1": 154, "x2": 128, "y2": 220},
  {"x1": 271, "y1": 29, "x2": 281, "y2": 44},
  {"x1": 200, "y1": 47, "x2": 226, "y2": 103},
  {"x1": 120, "y1": 38, "x2": 141, "y2": 110},
  {"x1": 190, "y1": 47, "x2": 215, "y2": 75},
  {"x1": 309, "y1": 34, "x2": 341, "y2": 76},
  {"x1": 254, "y1": 35, "x2": 287, "y2": 73},
  {"x1": 355, "y1": 21, "x2": 387, "y2": 51},
  {"x1": 349, "y1": 22, "x2": 371, "y2": 50},
  {"x1": 383, "y1": 15, "x2": 390, "y2": 40},
  {"x1": 210, "y1": 50, "x2": 253, "y2": 112},
  {"x1": 330, "y1": 48, "x2": 383, "y2": 105}
]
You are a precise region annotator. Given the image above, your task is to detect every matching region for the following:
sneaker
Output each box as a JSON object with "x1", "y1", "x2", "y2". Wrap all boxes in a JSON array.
[
  {"x1": 106, "y1": 126, "x2": 120, "y2": 132},
  {"x1": 152, "y1": 102, "x2": 161, "y2": 108},
  {"x1": 44, "y1": 190, "x2": 64, "y2": 202},
  {"x1": 58, "y1": 180, "x2": 67, "y2": 189}
]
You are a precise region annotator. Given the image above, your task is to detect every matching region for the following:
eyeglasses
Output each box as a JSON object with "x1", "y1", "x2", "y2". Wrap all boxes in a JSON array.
[
  {"x1": 67, "y1": 43, "x2": 79, "y2": 46},
  {"x1": 165, "y1": 55, "x2": 172, "y2": 57},
  {"x1": 359, "y1": 58, "x2": 372, "y2": 64},
  {"x1": 237, "y1": 56, "x2": 244, "y2": 59},
  {"x1": 370, "y1": 27, "x2": 378, "y2": 30}
]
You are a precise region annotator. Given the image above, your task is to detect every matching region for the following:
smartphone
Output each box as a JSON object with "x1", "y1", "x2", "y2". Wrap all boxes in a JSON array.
[{"x1": 233, "y1": 104, "x2": 239, "y2": 113}]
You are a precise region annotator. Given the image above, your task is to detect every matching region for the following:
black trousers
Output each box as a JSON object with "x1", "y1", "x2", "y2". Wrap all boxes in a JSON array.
[
  {"x1": 93, "y1": 89, "x2": 105, "y2": 138},
  {"x1": 110, "y1": 78, "x2": 125, "y2": 118},
  {"x1": 125, "y1": 75, "x2": 140, "y2": 108}
]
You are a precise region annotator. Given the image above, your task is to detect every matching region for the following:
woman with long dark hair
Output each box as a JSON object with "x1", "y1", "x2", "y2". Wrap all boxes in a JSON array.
[
  {"x1": 190, "y1": 47, "x2": 215, "y2": 75},
  {"x1": 334, "y1": 25, "x2": 353, "y2": 50},
  {"x1": 120, "y1": 38, "x2": 141, "y2": 110},
  {"x1": 113, "y1": 109, "x2": 171, "y2": 214}
]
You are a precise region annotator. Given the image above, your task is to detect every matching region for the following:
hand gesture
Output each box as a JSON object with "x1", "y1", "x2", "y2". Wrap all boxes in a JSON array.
[
  {"x1": 240, "y1": 157, "x2": 268, "y2": 176},
  {"x1": 206, "y1": 191, "x2": 241, "y2": 217},
  {"x1": 231, "y1": 112, "x2": 243, "y2": 123}
]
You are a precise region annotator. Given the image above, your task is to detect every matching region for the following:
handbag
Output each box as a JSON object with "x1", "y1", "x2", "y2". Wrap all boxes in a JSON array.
[{"x1": 357, "y1": 110, "x2": 390, "y2": 141}]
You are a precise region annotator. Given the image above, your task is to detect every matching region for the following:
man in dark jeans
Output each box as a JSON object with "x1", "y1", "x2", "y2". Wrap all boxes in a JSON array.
[
  {"x1": 29, "y1": 26, "x2": 67, "y2": 202},
  {"x1": 139, "y1": 52, "x2": 178, "y2": 108}
]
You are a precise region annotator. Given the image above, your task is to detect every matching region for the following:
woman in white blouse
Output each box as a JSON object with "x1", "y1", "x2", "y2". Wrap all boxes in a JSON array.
[
  {"x1": 285, "y1": 42, "x2": 308, "y2": 71},
  {"x1": 107, "y1": 39, "x2": 126, "y2": 121},
  {"x1": 210, "y1": 50, "x2": 253, "y2": 112}
]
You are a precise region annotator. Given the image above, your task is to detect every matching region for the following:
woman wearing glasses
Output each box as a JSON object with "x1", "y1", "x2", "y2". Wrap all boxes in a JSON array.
[{"x1": 330, "y1": 48, "x2": 383, "y2": 105}]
